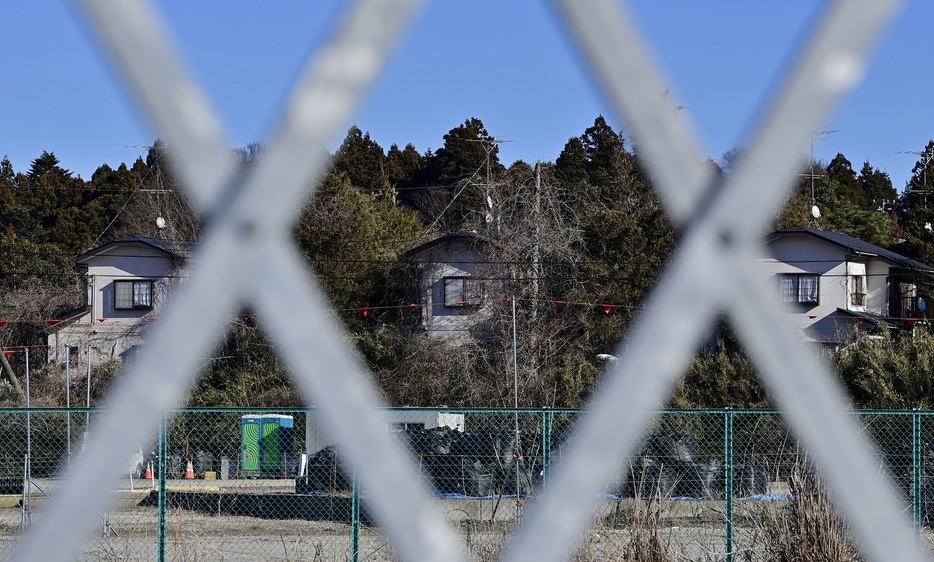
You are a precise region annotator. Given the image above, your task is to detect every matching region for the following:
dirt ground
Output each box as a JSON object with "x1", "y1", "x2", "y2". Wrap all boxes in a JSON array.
[{"x1": 1, "y1": 495, "x2": 934, "y2": 561}]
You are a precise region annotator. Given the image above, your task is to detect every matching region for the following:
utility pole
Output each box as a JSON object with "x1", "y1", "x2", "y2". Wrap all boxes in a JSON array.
[{"x1": 531, "y1": 163, "x2": 541, "y2": 320}]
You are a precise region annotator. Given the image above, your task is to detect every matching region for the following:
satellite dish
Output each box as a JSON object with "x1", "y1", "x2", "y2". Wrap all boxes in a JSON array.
[
  {"x1": 811, "y1": 205, "x2": 821, "y2": 219},
  {"x1": 155, "y1": 216, "x2": 166, "y2": 230}
]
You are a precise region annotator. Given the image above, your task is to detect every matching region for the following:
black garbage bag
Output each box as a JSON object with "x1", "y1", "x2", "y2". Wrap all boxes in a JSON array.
[
  {"x1": 298, "y1": 445, "x2": 350, "y2": 494},
  {"x1": 643, "y1": 430, "x2": 698, "y2": 464}
]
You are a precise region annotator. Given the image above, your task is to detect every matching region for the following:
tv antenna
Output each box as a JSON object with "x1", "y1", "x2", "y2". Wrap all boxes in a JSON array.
[
  {"x1": 466, "y1": 137, "x2": 511, "y2": 230},
  {"x1": 899, "y1": 147, "x2": 934, "y2": 195},
  {"x1": 799, "y1": 129, "x2": 837, "y2": 227}
]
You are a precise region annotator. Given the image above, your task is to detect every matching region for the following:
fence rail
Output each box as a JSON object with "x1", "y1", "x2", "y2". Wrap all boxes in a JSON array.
[{"x1": 0, "y1": 407, "x2": 932, "y2": 560}]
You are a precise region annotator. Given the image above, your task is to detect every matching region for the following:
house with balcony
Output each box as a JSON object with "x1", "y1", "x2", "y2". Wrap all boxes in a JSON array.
[
  {"x1": 761, "y1": 226, "x2": 934, "y2": 349},
  {"x1": 46, "y1": 236, "x2": 191, "y2": 365}
]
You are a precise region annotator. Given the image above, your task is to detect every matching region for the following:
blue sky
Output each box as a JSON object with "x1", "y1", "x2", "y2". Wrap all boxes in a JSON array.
[{"x1": 3, "y1": 1, "x2": 933, "y2": 194}]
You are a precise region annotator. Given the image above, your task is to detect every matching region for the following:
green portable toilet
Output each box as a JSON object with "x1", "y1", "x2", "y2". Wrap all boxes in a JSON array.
[{"x1": 241, "y1": 414, "x2": 294, "y2": 475}]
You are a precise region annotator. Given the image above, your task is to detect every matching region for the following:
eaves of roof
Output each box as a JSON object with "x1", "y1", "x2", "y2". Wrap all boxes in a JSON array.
[
  {"x1": 403, "y1": 232, "x2": 486, "y2": 259},
  {"x1": 75, "y1": 236, "x2": 193, "y2": 264},
  {"x1": 45, "y1": 305, "x2": 90, "y2": 332},
  {"x1": 765, "y1": 227, "x2": 934, "y2": 273},
  {"x1": 834, "y1": 308, "x2": 899, "y2": 330}
]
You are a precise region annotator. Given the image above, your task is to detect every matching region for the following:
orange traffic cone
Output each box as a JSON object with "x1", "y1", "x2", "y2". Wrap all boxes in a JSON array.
[
  {"x1": 185, "y1": 459, "x2": 195, "y2": 479},
  {"x1": 144, "y1": 461, "x2": 153, "y2": 480}
]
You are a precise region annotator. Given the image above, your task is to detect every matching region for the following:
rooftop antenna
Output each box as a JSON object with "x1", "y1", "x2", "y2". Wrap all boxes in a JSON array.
[
  {"x1": 466, "y1": 137, "x2": 511, "y2": 231},
  {"x1": 899, "y1": 148, "x2": 934, "y2": 203},
  {"x1": 801, "y1": 129, "x2": 837, "y2": 227}
]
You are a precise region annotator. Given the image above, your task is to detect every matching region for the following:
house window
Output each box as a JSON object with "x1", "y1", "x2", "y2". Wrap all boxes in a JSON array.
[
  {"x1": 443, "y1": 277, "x2": 482, "y2": 307},
  {"x1": 114, "y1": 280, "x2": 154, "y2": 310},
  {"x1": 779, "y1": 273, "x2": 819, "y2": 304},
  {"x1": 850, "y1": 275, "x2": 867, "y2": 307},
  {"x1": 387, "y1": 422, "x2": 425, "y2": 433},
  {"x1": 900, "y1": 283, "x2": 919, "y2": 317}
]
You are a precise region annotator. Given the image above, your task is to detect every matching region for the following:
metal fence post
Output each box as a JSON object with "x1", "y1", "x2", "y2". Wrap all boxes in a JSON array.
[
  {"x1": 724, "y1": 408, "x2": 734, "y2": 562},
  {"x1": 158, "y1": 411, "x2": 167, "y2": 562},
  {"x1": 913, "y1": 409, "x2": 922, "y2": 532},
  {"x1": 351, "y1": 466, "x2": 360, "y2": 562},
  {"x1": 541, "y1": 408, "x2": 552, "y2": 491}
]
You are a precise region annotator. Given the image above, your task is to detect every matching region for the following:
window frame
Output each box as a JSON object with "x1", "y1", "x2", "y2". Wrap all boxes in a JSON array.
[
  {"x1": 779, "y1": 273, "x2": 820, "y2": 304},
  {"x1": 114, "y1": 279, "x2": 155, "y2": 311},
  {"x1": 850, "y1": 274, "x2": 867, "y2": 307},
  {"x1": 442, "y1": 276, "x2": 483, "y2": 308}
]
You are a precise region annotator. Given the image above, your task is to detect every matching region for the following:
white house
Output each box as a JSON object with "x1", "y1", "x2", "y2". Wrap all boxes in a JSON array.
[
  {"x1": 46, "y1": 236, "x2": 190, "y2": 365},
  {"x1": 404, "y1": 232, "x2": 490, "y2": 342},
  {"x1": 761, "y1": 227, "x2": 934, "y2": 348}
]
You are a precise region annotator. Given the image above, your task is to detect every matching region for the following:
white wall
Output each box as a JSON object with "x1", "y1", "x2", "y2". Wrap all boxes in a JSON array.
[
  {"x1": 304, "y1": 410, "x2": 466, "y2": 454},
  {"x1": 761, "y1": 235, "x2": 883, "y2": 345},
  {"x1": 416, "y1": 241, "x2": 488, "y2": 340}
]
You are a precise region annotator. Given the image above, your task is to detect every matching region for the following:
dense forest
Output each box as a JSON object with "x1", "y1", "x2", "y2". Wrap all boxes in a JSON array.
[{"x1": 3, "y1": 116, "x2": 934, "y2": 410}]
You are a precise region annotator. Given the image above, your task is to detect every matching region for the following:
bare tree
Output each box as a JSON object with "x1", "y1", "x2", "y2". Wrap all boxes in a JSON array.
[
  {"x1": 473, "y1": 162, "x2": 590, "y2": 406},
  {"x1": 0, "y1": 280, "x2": 84, "y2": 401}
]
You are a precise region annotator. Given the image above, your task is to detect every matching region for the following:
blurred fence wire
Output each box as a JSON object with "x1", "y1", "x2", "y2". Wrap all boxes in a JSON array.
[{"x1": 12, "y1": 0, "x2": 930, "y2": 561}]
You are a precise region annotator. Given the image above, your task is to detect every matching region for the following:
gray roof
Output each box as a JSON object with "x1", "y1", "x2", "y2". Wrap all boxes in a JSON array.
[
  {"x1": 403, "y1": 232, "x2": 485, "y2": 260},
  {"x1": 75, "y1": 235, "x2": 193, "y2": 264},
  {"x1": 834, "y1": 307, "x2": 899, "y2": 330},
  {"x1": 765, "y1": 227, "x2": 934, "y2": 273}
]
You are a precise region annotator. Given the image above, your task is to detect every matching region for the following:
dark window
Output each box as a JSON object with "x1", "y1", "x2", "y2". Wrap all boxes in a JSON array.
[
  {"x1": 443, "y1": 277, "x2": 482, "y2": 307},
  {"x1": 114, "y1": 280, "x2": 154, "y2": 310},
  {"x1": 850, "y1": 275, "x2": 866, "y2": 307},
  {"x1": 387, "y1": 422, "x2": 425, "y2": 433},
  {"x1": 779, "y1": 273, "x2": 819, "y2": 304}
]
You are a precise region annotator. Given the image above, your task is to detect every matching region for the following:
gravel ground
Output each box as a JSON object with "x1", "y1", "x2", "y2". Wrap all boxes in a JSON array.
[{"x1": 1, "y1": 496, "x2": 933, "y2": 561}]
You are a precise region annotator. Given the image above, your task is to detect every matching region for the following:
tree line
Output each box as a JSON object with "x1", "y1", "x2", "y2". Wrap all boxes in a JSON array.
[{"x1": 2, "y1": 117, "x2": 934, "y2": 409}]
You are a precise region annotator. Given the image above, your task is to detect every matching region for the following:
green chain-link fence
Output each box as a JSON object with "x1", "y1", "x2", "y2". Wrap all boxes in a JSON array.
[{"x1": 0, "y1": 408, "x2": 932, "y2": 560}]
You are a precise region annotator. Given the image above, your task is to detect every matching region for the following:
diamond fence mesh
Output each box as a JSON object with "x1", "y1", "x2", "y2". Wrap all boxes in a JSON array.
[
  {"x1": 1, "y1": 408, "x2": 933, "y2": 560},
  {"x1": 16, "y1": 1, "x2": 924, "y2": 561}
]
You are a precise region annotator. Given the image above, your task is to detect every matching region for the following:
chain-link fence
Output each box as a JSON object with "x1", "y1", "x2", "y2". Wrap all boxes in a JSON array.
[
  {"x1": 19, "y1": 1, "x2": 921, "y2": 561},
  {"x1": 1, "y1": 407, "x2": 934, "y2": 560}
]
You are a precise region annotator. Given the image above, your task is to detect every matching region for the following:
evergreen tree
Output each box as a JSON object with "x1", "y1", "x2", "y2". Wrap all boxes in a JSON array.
[
  {"x1": 554, "y1": 137, "x2": 589, "y2": 186},
  {"x1": 431, "y1": 117, "x2": 501, "y2": 187},
  {"x1": 333, "y1": 125, "x2": 391, "y2": 196},
  {"x1": 26, "y1": 151, "x2": 71, "y2": 184},
  {"x1": 826, "y1": 153, "x2": 864, "y2": 209},
  {"x1": 294, "y1": 170, "x2": 423, "y2": 330},
  {"x1": 895, "y1": 141, "x2": 934, "y2": 266},
  {"x1": 386, "y1": 143, "x2": 425, "y2": 191},
  {"x1": 580, "y1": 115, "x2": 625, "y2": 190},
  {"x1": 0, "y1": 157, "x2": 14, "y2": 186},
  {"x1": 545, "y1": 117, "x2": 676, "y2": 400},
  {"x1": 858, "y1": 160, "x2": 896, "y2": 210},
  {"x1": 414, "y1": 117, "x2": 504, "y2": 231}
]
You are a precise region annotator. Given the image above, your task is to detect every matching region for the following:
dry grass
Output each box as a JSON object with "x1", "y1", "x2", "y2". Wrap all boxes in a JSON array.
[{"x1": 758, "y1": 457, "x2": 862, "y2": 562}]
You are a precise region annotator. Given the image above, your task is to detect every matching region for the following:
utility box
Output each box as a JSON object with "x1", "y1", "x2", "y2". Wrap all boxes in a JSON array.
[{"x1": 241, "y1": 414, "x2": 294, "y2": 475}]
